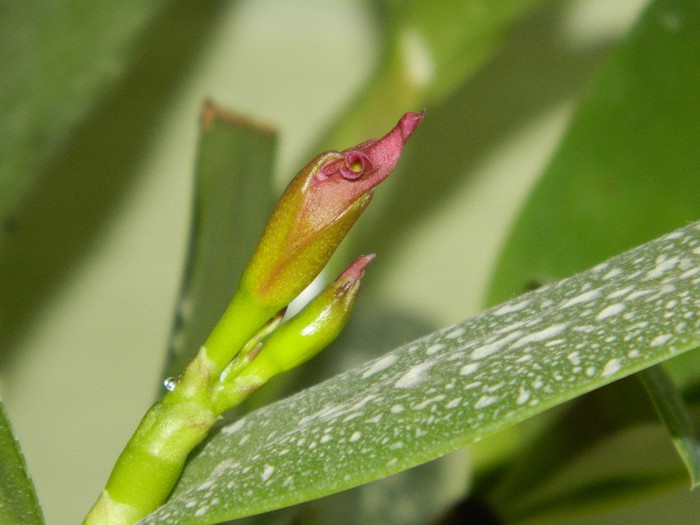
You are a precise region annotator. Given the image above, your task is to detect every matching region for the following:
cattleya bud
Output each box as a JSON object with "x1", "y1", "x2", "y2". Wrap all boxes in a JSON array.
[
  {"x1": 240, "y1": 111, "x2": 423, "y2": 310},
  {"x1": 83, "y1": 113, "x2": 424, "y2": 525},
  {"x1": 204, "y1": 112, "x2": 423, "y2": 373},
  {"x1": 212, "y1": 254, "x2": 374, "y2": 413}
]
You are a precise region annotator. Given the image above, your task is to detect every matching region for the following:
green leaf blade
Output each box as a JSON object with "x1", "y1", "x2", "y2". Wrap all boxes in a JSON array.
[
  {"x1": 486, "y1": 0, "x2": 700, "y2": 306},
  {"x1": 484, "y1": 377, "x2": 682, "y2": 521},
  {"x1": 142, "y1": 221, "x2": 700, "y2": 524},
  {"x1": 0, "y1": 0, "x2": 168, "y2": 222},
  {"x1": 638, "y1": 365, "x2": 700, "y2": 488},
  {"x1": 0, "y1": 402, "x2": 44, "y2": 525},
  {"x1": 163, "y1": 102, "x2": 277, "y2": 379},
  {"x1": 317, "y1": 0, "x2": 542, "y2": 150}
]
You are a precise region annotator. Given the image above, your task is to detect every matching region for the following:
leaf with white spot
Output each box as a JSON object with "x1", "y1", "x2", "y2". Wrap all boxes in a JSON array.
[
  {"x1": 484, "y1": 376, "x2": 686, "y2": 521},
  {"x1": 140, "y1": 221, "x2": 700, "y2": 524}
]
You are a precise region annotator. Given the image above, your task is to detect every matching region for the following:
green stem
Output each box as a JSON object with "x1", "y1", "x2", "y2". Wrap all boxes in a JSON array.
[
  {"x1": 83, "y1": 289, "x2": 277, "y2": 525},
  {"x1": 202, "y1": 288, "x2": 276, "y2": 374},
  {"x1": 83, "y1": 402, "x2": 217, "y2": 525},
  {"x1": 83, "y1": 350, "x2": 218, "y2": 525}
]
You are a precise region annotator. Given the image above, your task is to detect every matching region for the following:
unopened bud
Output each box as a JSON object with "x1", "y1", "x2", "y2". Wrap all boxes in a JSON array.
[
  {"x1": 239, "y1": 112, "x2": 423, "y2": 310},
  {"x1": 212, "y1": 254, "x2": 374, "y2": 413},
  {"x1": 204, "y1": 112, "x2": 422, "y2": 373}
]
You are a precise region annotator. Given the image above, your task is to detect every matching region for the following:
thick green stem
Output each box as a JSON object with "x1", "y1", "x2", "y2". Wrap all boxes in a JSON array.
[
  {"x1": 84, "y1": 402, "x2": 217, "y2": 525},
  {"x1": 82, "y1": 303, "x2": 279, "y2": 525},
  {"x1": 83, "y1": 350, "x2": 219, "y2": 525}
]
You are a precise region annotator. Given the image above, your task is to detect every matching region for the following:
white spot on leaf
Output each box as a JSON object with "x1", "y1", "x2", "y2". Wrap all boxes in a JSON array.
[
  {"x1": 395, "y1": 362, "x2": 433, "y2": 388},
  {"x1": 426, "y1": 343, "x2": 445, "y2": 355},
  {"x1": 472, "y1": 331, "x2": 523, "y2": 359},
  {"x1": 561, "y1": 289, "x2": 601, "y2": 308},
  {"x1": 446, "y1": 398, "x2": 461, "y2": 409},
  {"x1": 475, "y1": 395, "x2": 499, "y2": 409},
  {"x1": 516, "y1": 387, "x2": 531, "y2": 405},
  {"x1": 222, "y1": 419, "x2": 245, "y2": 435},
  {"x1": 603, "y1": 268, "x2": 623, "y2": 280},
  {"x1": 596, "y1": 303, "x2": 626, "y2": 320},
  {"x1": 493, "y1": 299, "x2": 530, "y2": 316},
  {"x1": 445, "y1": 327, "x2": 465, "y2": 339},
  {"x1": 650, "y1": 334, "x2": 672, "y2": 347},
  {"x1": 261, "y1": 465, "x2": 275, "y2": 482},
  {"x1": 362, "y1": 354, "x2": 399, "y2": 378},
  {"x1": 601, "y1": 359, "x2": 622, "y2": 377},
  {"x1": 512, "y1": 324, "x2": 568, "y2": 349},
  {"x1": 459, "y1": 363, "x2": 479, "y2": 376}
]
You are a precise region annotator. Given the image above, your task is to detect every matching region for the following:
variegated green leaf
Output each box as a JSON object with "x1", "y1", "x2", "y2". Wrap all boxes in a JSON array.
[{"x1": 141, "y1": 221, "x2": 700, "y2": 524}]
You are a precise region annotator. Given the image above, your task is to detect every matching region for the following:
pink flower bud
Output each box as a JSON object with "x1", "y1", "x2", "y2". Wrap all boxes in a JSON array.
[
  {"x1": 240, "y1": 111, "x2": 424, "y2": 310},
  {"x1": 203, "y1": 112, "x2": 423, "y2": 374}
]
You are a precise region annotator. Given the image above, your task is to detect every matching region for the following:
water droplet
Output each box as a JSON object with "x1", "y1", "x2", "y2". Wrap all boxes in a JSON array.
[{"x1": 164, "y1": 376, "x2": 177, "y2": 391}]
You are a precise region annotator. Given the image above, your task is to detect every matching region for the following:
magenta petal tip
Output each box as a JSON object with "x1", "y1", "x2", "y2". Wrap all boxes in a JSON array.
[
  {"x1": 340, "y1": 253, "x2": 376, "y2": 283},
  {"x1": 397, "y1": 110, "x2": 425, "y2": 139}
]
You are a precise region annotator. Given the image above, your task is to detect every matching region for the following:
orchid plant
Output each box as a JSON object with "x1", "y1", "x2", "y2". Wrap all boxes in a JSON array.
[
  {"x1": 2, "y1": 1, "x2": 700, "y2": 525},
  {"x1": 83, "y1": 112, "x2": 424, "y2": 525}
]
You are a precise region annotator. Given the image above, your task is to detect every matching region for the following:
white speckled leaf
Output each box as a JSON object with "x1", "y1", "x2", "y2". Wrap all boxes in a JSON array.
[{"x1": 140, "y1": 222, "x2": 700, "y2": 525}]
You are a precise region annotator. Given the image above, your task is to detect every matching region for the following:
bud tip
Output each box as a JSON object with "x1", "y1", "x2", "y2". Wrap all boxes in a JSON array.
[
  {"x1": 397, "y1": 110, "x2": 425, "y2": 140},
  {"x1": 339, "y1": 253, "x2": 376, "y2": 284}
]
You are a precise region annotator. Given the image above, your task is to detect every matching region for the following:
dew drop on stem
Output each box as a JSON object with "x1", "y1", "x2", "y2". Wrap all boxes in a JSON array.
[{"x1": 163, "y1": 377, "x2": 177, "y2": 391}]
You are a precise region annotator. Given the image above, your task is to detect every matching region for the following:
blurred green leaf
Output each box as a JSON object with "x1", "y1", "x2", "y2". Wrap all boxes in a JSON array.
[
  {"x1": 0, "y1": 0, "x2": 168, "y2": 223},
  {"x1": 481, "y1": 376, "x2": 674, "y2": 521},
  {"x1": 486, "y1": 0, "x2": 700, "y2": 306},
  {"x1": 0, "y1": 0, "x2": 226, "y2": 360},
  {"x1": 497, "y1": 424, "x2": 686, "y2": 523},
  {"x1": 638, "y1": 365, "x2": 700, "y2": 488},
  {"x1": 481, "y1": 0, "x2": 700, "y2": 511},
  {"x1": 318, "y1": 0, "x2": 542, "y2": 150},
  {"x1": 163, "y1": 102, "x2": 277, "y2": 380},
  {"x1": 0, "y1": 402, "x2": 43, "y2": 525},
  {"x1": 142, "y1": 221, "x2": 700, "y2": 524}
]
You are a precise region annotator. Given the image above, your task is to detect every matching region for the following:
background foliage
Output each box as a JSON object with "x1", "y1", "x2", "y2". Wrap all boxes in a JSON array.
[{"x1": 1, "y1": 1, "x2": 699, "y2": 524}]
